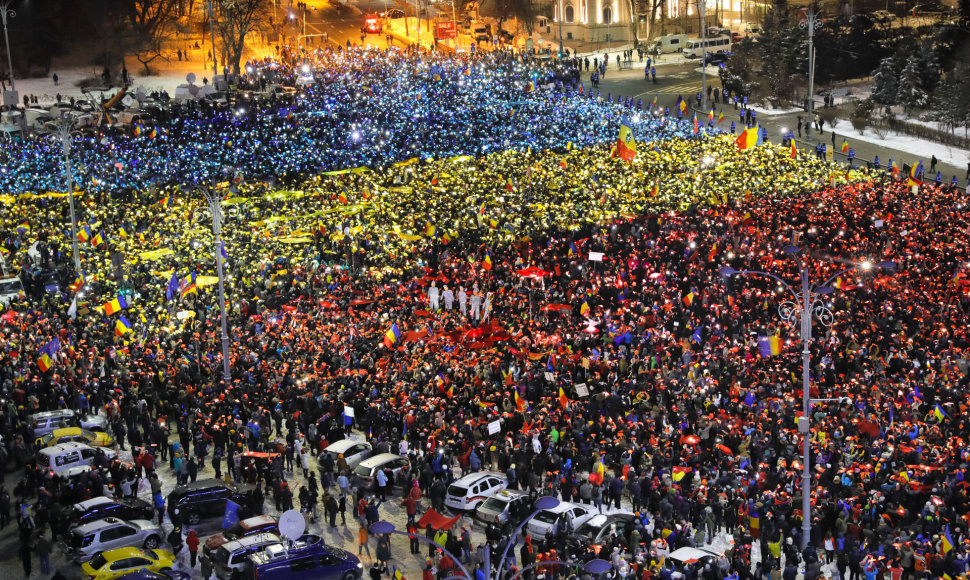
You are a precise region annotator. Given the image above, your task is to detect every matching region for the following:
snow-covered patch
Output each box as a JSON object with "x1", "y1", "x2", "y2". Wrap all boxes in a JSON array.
[{"x1": 829, "y1": 117, "x2": 970, "y2": 166}]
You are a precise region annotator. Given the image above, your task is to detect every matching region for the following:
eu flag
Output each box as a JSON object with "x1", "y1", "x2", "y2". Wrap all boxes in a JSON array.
[{"x1": 222, "y1": 499, "x2": 240, "y2": 529}]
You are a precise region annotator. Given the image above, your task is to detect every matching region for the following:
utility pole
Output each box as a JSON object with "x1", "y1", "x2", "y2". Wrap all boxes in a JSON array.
[
  {"x1": 206, "y1": 0, "x2": 219, "y2": 80},
  {"x1": 700, "y1": 0, "x2": 706, "y2": 111},
  {"x1": 0, "y1": 0, "x2": 15, "y2": 93},
  {"x1": 52, "y1": 116, "x2": 82, "y2": 272},
  {"x1": 197, "y1": 185, "x2": 233, "y2": 383}
]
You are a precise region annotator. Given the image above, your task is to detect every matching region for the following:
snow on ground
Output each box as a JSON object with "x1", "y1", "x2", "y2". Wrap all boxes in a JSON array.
[{"x1": 829, "y1": 117, "x2": 970, "y2": 167}]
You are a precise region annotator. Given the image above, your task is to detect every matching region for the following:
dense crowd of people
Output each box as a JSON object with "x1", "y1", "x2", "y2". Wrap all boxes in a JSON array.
[{"x1": 0, "y1": 45, "x2": 967, "y2": 580}]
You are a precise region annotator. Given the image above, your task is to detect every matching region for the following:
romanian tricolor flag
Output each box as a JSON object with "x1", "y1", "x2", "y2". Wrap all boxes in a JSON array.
[
  {"x1": 423, "y1": 220, "x2": 436, "y2": 238},
  {"x1": 118, "y1": 225, "x2": 130, "y2": 239},
  {"x1": 907, "y1": 162, "x2": 924, "y2": 187},
  {"x1": 149, "y1": 127, "x2": 158, "y2": 139},
  {"x1": 383, "y1": 323, "x2": 402, "y2": 348},
  {"x1": 759, "y1": 335, "x2": 782, "y2": 357},
  {"x1": 91, "y1": 230, "x2": 106, "y2": 247},
  {"x1": 841, "y1": 139, "x2": 850, "y2": 153},
  {"x1": 78, "y1": 226, "x2": 92, "y2": 243},
  {"x1": 717, "y1": 111, "x2": 724, "y2": 123},
  {"x1": 734, "y1": 127, "x2": 759, "y2": 150},
  {"x1": 683, "y1": 292, "x2": 695, "y2": 306},
  {"x1": 677, "y1": 96, "x2": 687, "y2": 114},
  {"x1": 693, "y1": 114, "x2": 699, "y2": 135},
  {"x1": 505, "y1": 178, "x2": 515, "y2": 192},
  {"x1": 559, "y1": 387, "x2": 568, "y2": 408},
  {"x1": 115, "y1": 315, "x2": 132, "y2": 336},
  {"x1": 338, "y1": 191, "x2": 348, "y2": 204},
  {"x1": 37, "y1": 338, "x2": 60, "y2": 372},
  {"x1": 482, "y1": 253, "x2": 492, "y2": 271},
  {"x1": 103, "y1": 294, "x2": 128, "y2": 315},
  {"x1": 70, "y1": 272, "x2": 87, "y2": 292},
  {"x1": 943, "y1": 525, "x2": 955, "y2": 554},
  {"x1": 613, "y1": 117, "x2": 636, "y2": 162},
  {"x1": 650, "y1": 183, "x2": 659, "y2": 197},
  {"x1": 580, "y1": 300, "x2": 590, "y2": 316},
  {"x1": 790, "y1": 140, "x2": 797, "y2": 159},
  {"x1": 133, "y1": 124, "x2": 143, "y2": 136},
  {"x1": 708, "y1": 108, "x2": 715, "y2": 123},
  {"x1": 393, "y1": 566, "x2": 406, "y2": 580}
]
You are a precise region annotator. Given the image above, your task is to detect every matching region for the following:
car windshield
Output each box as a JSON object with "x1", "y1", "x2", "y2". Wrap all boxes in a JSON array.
[
  {"x1": 89, "y1": 553, "x2": 108, "y2": 570},
  {"x1": 575, "y1": 520, "x2": 606, "y2": 536},
  {"x1": 0, "y1": 279, "x2": 21, "y2": 294},
  {"x1": 479, "y1": 497, "x2": 506, "y2": 511}
]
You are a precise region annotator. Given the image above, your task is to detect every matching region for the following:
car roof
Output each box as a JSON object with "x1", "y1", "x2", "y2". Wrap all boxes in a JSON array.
[
  {"x1": 30, "y1": 409, "x2": 75, "y2": 419},
  {"x1": 74, "y1": 517, "x2": 126, "y2": 534},
  {"x1": 50, "y1": 427, "x2": 84, "y2": 437},
  {"x1": 75, "y1": 496, "x2": 116, "y2": 510},
  {"x1": 99, "y1": 547, "x2": 149, "y2": 562},
  {"x1": 541, "y1": 502, "x2": 584, "y2": 514},
  {"x1": 358, "y1": 453, "x2": 405, "y2": 467},
  {"x1": 325, "y1": 439, "x2": 370, "y2": 453},
  {"x1": 173, "y1": 478, "x2": 231, "y2": 492},
  {"x1": 488, "y1": 489, "x2": 529, "y2": 501},
  {"x1": 221, "y1": 533, "x2": 281, "y2": 551},
  {"x1": 40, "y1": 442, "x2": 93, "y2": 454},
  {"x1": 453, "y1": 471, "x2": 506, "y2": 486},
  {"x1": 240, "y1": 515, "x2": 278, "y2": 529}
]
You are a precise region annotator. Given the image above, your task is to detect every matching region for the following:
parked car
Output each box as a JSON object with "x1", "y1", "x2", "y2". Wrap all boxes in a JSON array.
[
  {"x1": 80, "y1": 547, "x2": 176, "y2": 580},
  {"x1": 245, "y1": 535, "x2": 363, "y2": 580},
  {"x1": 352, "y1": 453, "x2": 410, "y2": 486},
  {"x1": 912, "y1": 3, "x2": 947, "y2": 15},
  {"x1": 65, "y1": 517, "x2": 164, "y2": 562},
  {"x1": 474, "y1": 489, "x2": 531, "y2": 524},
  {"x1": 203, "y1": 515, "x2": 280, "y2": 560},
  {"x1": 30, "y1": 409, "x2": 108, "y2": 436},
  {"x1": 525, "y1": 501, "x2": 596, "y2": 537},
  {"x1": 871, "y1": 9, "x2": 896, "y2": 22},
  {"x1": 36, "y1": 427, "x2": 114, "y2": 448},
  {"x1": 319, "y1": 439, "x2": 372, "y2": 473},
  {"x1": 69, "y1": 497, "x2": 156, "y2": 529},
  {"x1": 702, "y1": 51, "x2": 731, "y2": 66},
  {"x1": 167, "y1": 479, "x2": 254, "y2": 526},
  {"x1": 445, "y1": 471, "x2": 508, "y2": 510},
  {"x1": 211, "y1": 533, "x2": 282, "y2": 580},
  {"x1": 381, "y1": 8, "x2": 405, "y2": 18},
  {"x1": 37, "y1": 442, "x2": 117, "y2": 476},
  {"x1": 566, "y1": 513, "x2": 638, "y2": 552},
  {"x1": 115, "y1": 570, "x2": 190, "y2": 580}
]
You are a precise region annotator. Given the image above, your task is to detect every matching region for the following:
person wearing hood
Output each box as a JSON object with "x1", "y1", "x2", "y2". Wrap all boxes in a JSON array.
[{"x1": 187, "y1": 529, "x2": 200, "y2": 567}]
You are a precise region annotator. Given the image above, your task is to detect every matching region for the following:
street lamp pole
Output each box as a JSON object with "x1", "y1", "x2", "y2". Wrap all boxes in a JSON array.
[
  {"x1": 0, "y1": 0, "x2": 16, "y2": 92},
  {"x1": 700, "y1": 0, "x2": 707, "y2": 111},
  {"x1": 52, "y1": 116, "x2": 81, "y2": 272},
  {"x1": 558, "y1": 0, "x2": 564, "y2": 57},
  {"x1": 719, "y1": 250, "x2": 894, "y2": 550},
  {"x1": 799, "y1": 7, "x2": 822, "y2": 137},
  {"x1": 206, "y1": 0, "x2": 219, "y2": 80},
  {"x1": 196, "y1": 185, "x2": 233, "y2": 383}
]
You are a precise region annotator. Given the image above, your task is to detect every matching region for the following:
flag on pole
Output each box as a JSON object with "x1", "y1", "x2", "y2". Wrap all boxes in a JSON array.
[
  {"x1": 672, "y1": 466, "x2": 692, "y2": 482},
  {"x1": 943, "y1": 525, "x2": 955, "y2": 553},
  {"x1": 559, "y1": 387, "x2": 568, "y2": 408},
  {"x1": 580, "y1": 300, "x2": 590, "y2": 316},
  {"x1": 482, "y1": 252, "x2": 492, "y2": 271},
  {"x1": 78, "y1": 226, "x2": 92, "y2": 243},
  {"x1": 907, "y1": 162, "x2": 924, "y2": 187},
  {"x1": 759, "y1": 335, "x2": 782, "y2": 357},
  {"x1": 841, "y1": 139, "x2": 850, "y2": 153},
  {"x1": 37, "y1": 338, "x2": 60, "y2": 372},
  {"x1": 612, "y1": 117, "x2": 637, "y2": 162},
  {"x1": 734, "y1": 127, "x2": 759, "y2": 150},
  {"x1": 166, "y1": 273, "x2": 180, "y2": 301},
  {"x1": 115, "y1": 315, "x2": 132, "y2": 336},
  {"x1": 222, "y1": 499, "x2": 241, "y2": 529},
  {"x1": 179, "y1": 272, "x2": 197, "y2": 299},
  {"x1": 383, "y1": 323, "x2": 402, "y2": 348},
  {"x1": 933, "y1": 404, "x2": 947, "y2": 422},
  {"x1": 67, "y1": 297, "x2": 77, "y2": 320},
  {"x1": 514, "y1": 390, "x2": 526, "y2": 412},
  {"x1": 103, "y1": 295, "x2": 128, "y2": 315},
  {"x1": 790, "y1": 140, "x2": 797, "y2": 159}
]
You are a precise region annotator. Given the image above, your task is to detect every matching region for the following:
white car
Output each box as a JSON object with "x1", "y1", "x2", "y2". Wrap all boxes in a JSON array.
[
  {"x1": 65, "y1": 517, "x2": 164, "y2": 562},
  {"x1": 526, "y1": 501, "x2": 596, "y2": 536},
  {"x1": 445, "y1": 471, "x2": 507, "y2": 510},
  {"x1": 37, "y1": 442, "x2": 117, "y2": 476},
  {"x1": 319, "y1": 439, "x2": 373, "y2": 472}
]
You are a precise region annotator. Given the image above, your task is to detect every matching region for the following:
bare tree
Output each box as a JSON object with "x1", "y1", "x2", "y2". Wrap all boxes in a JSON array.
[
  {"x1": 121, "y1": 0, "x2": 182, "y2": 74},
  {"x1": 216, "y1": 0, "x2": 268, "y2": 76}
]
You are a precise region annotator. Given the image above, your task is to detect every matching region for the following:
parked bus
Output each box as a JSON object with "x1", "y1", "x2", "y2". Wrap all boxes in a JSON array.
[{"x1": 682, "y1": 35, "x2": 732, "y2": 58}]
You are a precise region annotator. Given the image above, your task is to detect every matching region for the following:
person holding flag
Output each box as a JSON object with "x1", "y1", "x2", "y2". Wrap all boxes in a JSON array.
[{"x1": 612, "y1": 117, "x2": 637, "y2": 162}]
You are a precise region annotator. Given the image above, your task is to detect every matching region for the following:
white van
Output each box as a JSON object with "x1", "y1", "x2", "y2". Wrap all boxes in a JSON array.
[
  {"x1": 648, "y1": 34, "x2": 688, "y2": 54},
  {"x1": 683, "y1": 35, "x2": 732, "y2": 58},
  {"x1": 211, "y1": 533, "x2": 282, "y2": 580},
  {"x1": 37, "y1": 442, "x2": 116, "y2": 476},
  {"x1": 475, "y1": 489, "x2": 531, "y2": 523},
  {"x1": 445, "y1": 471, "x2": 508, "y2": 510}
]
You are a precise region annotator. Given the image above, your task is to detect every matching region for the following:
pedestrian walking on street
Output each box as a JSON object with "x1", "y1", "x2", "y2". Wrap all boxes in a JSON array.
[
  {"x1": 187, "y1": 529, "x2": 200, "y2": 567},
  {"x1": 19, "y1": 541, "x2": 32, "y2": 577}
]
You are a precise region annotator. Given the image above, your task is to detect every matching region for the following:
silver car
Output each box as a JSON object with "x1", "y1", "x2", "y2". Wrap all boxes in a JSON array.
[{"x1": 65, "y1": 517, "x2": 164, "y2": 562}]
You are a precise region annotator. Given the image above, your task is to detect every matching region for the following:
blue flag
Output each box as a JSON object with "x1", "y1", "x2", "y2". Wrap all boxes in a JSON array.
[
  {"x1": 222, "y1": 499, "x2": 240, "y2": 529},
  {"x1": 166, "y1": 273, "x2": 179, "y2": 302}
]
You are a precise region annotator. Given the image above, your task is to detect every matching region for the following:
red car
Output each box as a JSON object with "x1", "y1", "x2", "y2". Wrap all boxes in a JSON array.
[{"x1": 364, "y1": 15, "x2": 381, "y2": 33}]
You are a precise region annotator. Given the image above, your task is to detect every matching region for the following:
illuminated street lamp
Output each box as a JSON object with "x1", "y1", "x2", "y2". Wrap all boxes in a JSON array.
[{"x1": 719, "y1": 250, "x2": 894, "y2": 549}]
